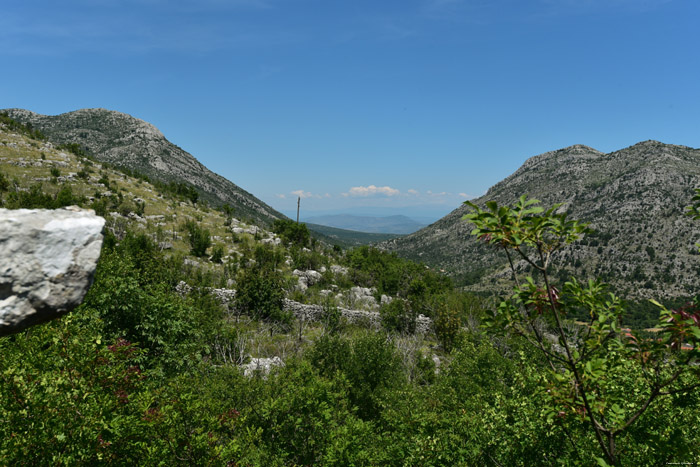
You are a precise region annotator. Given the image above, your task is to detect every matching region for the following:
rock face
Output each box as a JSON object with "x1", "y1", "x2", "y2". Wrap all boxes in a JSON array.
[{"x1": 0, "y1": 208, "x2": 105, "y2": 336}]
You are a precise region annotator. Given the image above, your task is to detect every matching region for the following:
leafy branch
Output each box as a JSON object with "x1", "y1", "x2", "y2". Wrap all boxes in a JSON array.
[{"x1": 464, "y1": 195, "x2": 700, "y2": 465}]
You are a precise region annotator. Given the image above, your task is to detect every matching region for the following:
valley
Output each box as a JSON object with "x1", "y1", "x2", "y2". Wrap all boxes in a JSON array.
[{"x1": 2, "y1": 110, "x2": 700, "y2": 465}]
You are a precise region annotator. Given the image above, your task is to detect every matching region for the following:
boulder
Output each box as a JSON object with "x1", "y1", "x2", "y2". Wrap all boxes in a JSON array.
[
  {"x1": 242, "y1": 356, "x2": 284, "y2": 378},
  {"x1": 0, "y1": 208, "x2": 105, "y2": 336},
  {"x1": 293, "y1": 269, "x2": 322, "y2": 286},
  {"x1": 330, "y1": 265, "x2": 348, "y2": 275}
]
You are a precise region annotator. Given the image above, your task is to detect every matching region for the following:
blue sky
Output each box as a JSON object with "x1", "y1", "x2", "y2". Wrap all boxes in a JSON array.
[{"x1": 2, "y1": 0, "x2": 699, "y2": 221}]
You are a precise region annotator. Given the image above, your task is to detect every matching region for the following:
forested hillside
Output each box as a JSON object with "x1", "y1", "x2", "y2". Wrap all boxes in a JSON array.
[{"x1": 2, "y1": 114, "x2": 699, "y2": 465}]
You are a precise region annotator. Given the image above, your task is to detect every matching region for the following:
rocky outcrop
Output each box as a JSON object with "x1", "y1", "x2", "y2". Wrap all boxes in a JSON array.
[
  {"x1": 292, "y1": 269, "x2": 323, "y2": 291},
  {"x1": 0, "y1": 208, "x2": 105, "y2": 336}
]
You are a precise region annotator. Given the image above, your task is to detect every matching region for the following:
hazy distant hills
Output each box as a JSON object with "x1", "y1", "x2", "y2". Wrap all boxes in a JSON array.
[
  {"x1": 384, "y1": 141, "x2": 700, "y2": 301},
  {"x1": 303, "y1": 214, "x2": 426, "y2": 234},
  {"x1": 2, "y1": 108, "x2": 285, "y2": 225},
  {"x1": 304, "y1": 223, "x2": 401, "y2": 247}
]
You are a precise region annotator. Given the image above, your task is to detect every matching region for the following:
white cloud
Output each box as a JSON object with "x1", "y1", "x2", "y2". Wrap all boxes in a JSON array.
[
  {"x1": 407, "y1": 188, "x2": 419, "y2": 195},
  {"x1": 291, "y1": 189, "x2": 313, "y2": 199},
  {"x1": 344, "y1": 185, "x2": 401, "y2": 197},
  {"x1": 459, "y1": 192, "x2": 469, "y2": 198},
  {"x1": 276, "y1": 193, "x2": 286, "y2": 199}
]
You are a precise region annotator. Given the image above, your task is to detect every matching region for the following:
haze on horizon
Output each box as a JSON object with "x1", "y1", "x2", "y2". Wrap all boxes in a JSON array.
[{"x1": 2, "y1": 0, "x2": 699, "y2": 222}]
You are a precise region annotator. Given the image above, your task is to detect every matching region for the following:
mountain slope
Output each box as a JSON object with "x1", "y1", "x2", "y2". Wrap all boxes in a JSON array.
[
  {"x1": 383, "y1": 141, "x2": 700, "y2": 300},
  {"x1": 2, "y1": 108, "x2": 284, "y2": 225}
]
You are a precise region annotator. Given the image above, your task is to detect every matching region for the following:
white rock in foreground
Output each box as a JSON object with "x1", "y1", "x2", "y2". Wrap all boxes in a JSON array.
[{"x1": 0, "y1": 208, "x2": 105, "y2": 336}]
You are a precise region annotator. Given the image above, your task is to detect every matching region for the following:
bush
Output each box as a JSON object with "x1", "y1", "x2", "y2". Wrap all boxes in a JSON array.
[
  {"x1": 309, "y1": 332, "x2": 401, "y2": 420},
  {"x1": 81, "y1": 234, "x2": 206, "y2": 373},
  {"x1": 184, "y1": 220, "x2": 211, "y2": 257},
  {"x1": 210, "y1": 244, "x2": 224, "y2": 263},
  {"x1": 380, "y1": 299, "x2": 417, "y2": 334},
  {"x1": 4, "y1": 183, "x2": 83, "y2": 209},
  {"x1": 272, "y1": 219, "x2": 310, "y2": 247},
  {"x1": 234, "y1": 268, "x2": 290, "y2": 329},
  {"x1": 321, "y1": 299, "x2": 343, "y2": 335},
  {"x1": 433, "y1": 304, "x2": 462, "y2": 353}
]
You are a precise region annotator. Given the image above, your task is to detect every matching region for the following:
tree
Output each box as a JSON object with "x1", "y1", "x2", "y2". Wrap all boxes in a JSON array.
[{"x1": 464, "y1": 195, "x2": 700, "y2": 465}]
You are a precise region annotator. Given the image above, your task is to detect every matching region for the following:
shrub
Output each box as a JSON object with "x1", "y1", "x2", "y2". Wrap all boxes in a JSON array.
[
  {"x1": 272, "y1": 219, "x2": 310, "y2": 247},
  {"x1": 210, "y1": 244, "x2": 224, "y2": 263},
  {"x1": 433, "y1": 304, "x2": 462, "y2": 353},
  {"x1": 234, "y1": 268, "x2": 290, "y2": 329},
  {"x1": 309, "y1": 332, "x2": 401, "y2": 420},
  {"x1": 184, "y1": 220, "x2": 211, "y2": 257},
  {"x1": 81, "y1": 234, "x2": 206, "y2": 373},
  {"x1": 380, "y1": 299, "x2": 416, "y2": 334},
  {"x1": 321, "y1": 299, "x2": 343, "y2": 335}
]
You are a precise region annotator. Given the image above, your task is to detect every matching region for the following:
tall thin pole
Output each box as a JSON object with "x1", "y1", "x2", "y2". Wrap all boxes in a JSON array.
[{"x1": 296, "y1": 196, "x2": 300, "y2": 224}]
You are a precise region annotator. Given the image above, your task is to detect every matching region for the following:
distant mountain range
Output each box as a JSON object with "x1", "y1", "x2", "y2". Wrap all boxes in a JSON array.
[
  {"x1": 383, "y1": 141, "x2": 700, "y2": 301},
  {"x1": 303, "y1": 214, "x2": 427, "y2": 234},
  {"x1": 2, "y1": 108, "x2": 285, "y2": 225}
]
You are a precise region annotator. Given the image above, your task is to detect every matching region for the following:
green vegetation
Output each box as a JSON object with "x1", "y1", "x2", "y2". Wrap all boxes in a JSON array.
[
  {"x1": 184, "y1": 220, "x2": 212, "y2": 257},
  {"x1": 0, "y1": 112, "x2": 46, "y2": 140},
  {"x1": 57, "y1": 142, "x2": 89, "y2": 158},
  {"x1": 465, "y1": 195, "x2": 700, "y2": 465},
  {"x1": 2, "y1": 120, "x2": 700, "y2": 465},
  {"x1": 272, "y1": 218, "x2": 311, "y2": 247},
  {"x1": 234, "y1": 267, "x2": 290, "y2": 329},
  {"x1": 4, "y1": 183, "x2": 84, "y2": 209}
]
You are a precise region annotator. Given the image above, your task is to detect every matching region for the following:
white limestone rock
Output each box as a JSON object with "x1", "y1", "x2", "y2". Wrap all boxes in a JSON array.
[
  {"x1": 242, "y1": 356, "x2": 284, "y2": 378},
  {"x1": 0, "y1": 208, "x2": 105, "y2": 336}
]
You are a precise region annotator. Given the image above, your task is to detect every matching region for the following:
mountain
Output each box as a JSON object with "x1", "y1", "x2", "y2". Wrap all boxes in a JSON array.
[
  {"x1": 383, "y1": 141, "x2": 700, "y2": 301},
  {"x1": 303, "y1": 214, "x2": 426, "y2": 234},
  {"x1": 1, "y1": 108, "x2": 284, "y2": 225}
]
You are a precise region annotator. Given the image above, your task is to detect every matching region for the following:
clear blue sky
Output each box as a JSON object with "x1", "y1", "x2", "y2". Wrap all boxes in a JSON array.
[{"x1": 2, "y1": 0, "x2": 699, "y2": 220}]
